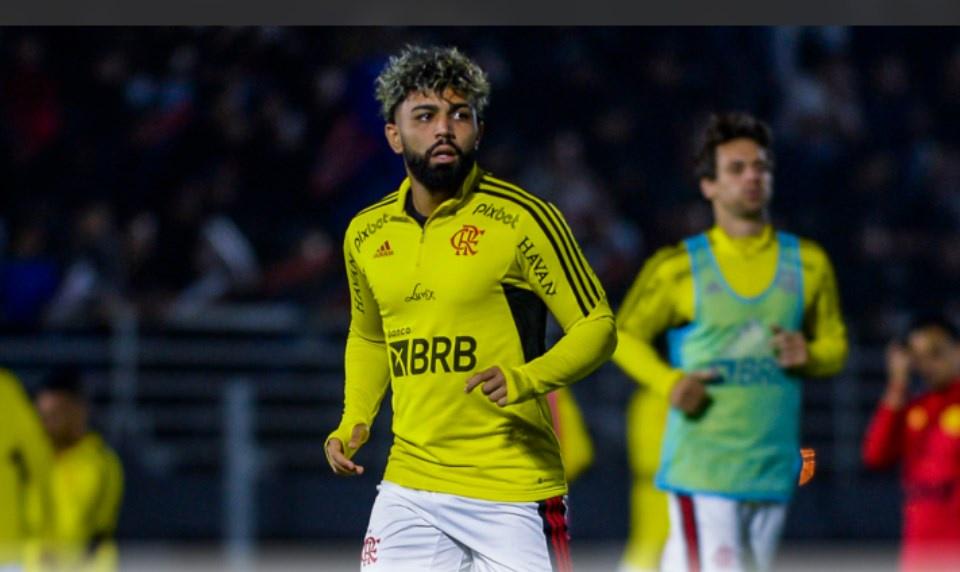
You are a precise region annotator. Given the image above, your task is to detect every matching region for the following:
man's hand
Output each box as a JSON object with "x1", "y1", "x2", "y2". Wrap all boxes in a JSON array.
[
  {"x1": 325, "y1": 423, "x2": 369, "y2": 476},
  {"x1": 669, "y1": 370, "x2": 716, "y2": 416},
  {"x1": 465, "y1": 366, "x2": 508, "y2": 407},
  {"x1": 883, "y1": 341, "x2": 911, "y2": 409},
  {"x1": 771, "y1": 325, "x2": 809, "y2": 369}
]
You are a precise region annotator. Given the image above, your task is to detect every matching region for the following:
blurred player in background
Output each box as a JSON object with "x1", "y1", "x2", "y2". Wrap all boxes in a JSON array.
[
  {"x1": 35, "y1": 368, "x2": 124, "y2": 572},
  {"x1": 550, "y1": 387, "x2": 594, "y2": 484},
  {"x1": 611, "y1": 315, "x2": 669, "y2": 572},
  {"x1": 0, "y1": 368, "x2": 52, "y2": 571},
  {"x1": 863, "y1": 314, "x2": 960, "y2": 572},
  {"x1": 324, "y1": 44, "x2": 616, "y2": 570},
  {"x1": 616, "y1": 112, "x2": 847, "y2": 572}
]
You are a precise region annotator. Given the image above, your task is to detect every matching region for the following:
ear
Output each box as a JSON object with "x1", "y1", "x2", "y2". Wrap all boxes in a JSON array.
[
  {"x1": 475, "y1": 120, "x2": 485, "y2": 150},
  {"x1": 699, "y1": 177, "x2": 715, "y2": 201},
  {"x1": 384, "y1": 122, "x2": 403, "y2": 155}
]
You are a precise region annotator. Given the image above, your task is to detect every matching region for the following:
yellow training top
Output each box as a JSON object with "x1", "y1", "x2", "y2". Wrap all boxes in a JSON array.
[
  {"x1": 48, "y1": 432, "x2": 124, "y2": 572},
  {"x1": 0, "y1": 369, "x2": 53, "y2": 566},
  {"x1": 614, "y1": 225, "x2": 848, "y2": 395},
  {"x1": 328, "y1": 164, "x2": 617, "y2": 502}
]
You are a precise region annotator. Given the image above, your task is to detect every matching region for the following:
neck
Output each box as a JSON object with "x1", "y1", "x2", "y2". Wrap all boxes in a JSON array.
[
  {"x1": 408, "y1": 176, "x2": 456, "y2": 218},
  {"x1": 55, "y1": 431, "x2": 85, "y2": 453},
  {"x1": 714, "y1": 208, "x2": 769, "y2": 238}
]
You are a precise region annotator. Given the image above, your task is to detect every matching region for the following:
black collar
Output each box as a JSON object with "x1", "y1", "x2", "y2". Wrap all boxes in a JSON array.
[{"x1": 404, "y1": 190, "x2": 429, "y2": 228}]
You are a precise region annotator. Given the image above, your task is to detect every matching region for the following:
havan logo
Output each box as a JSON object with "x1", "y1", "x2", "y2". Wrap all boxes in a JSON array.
[{"x1": 517, "y1": 236, "x2": 557, "y2": 296}]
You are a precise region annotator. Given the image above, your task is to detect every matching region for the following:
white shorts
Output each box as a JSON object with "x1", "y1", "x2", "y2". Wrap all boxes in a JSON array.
[
  {"x1": 660, "y1": 493, "x2": 787, "y2": 572},
  {"x1": 360, "y1": 481, "x2": 571, "y2": 571}
]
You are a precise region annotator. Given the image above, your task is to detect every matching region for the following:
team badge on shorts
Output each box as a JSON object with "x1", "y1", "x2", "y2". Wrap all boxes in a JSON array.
[
  {"x1": 361, "y1": 535, "x2": 380, "y2": 566},
  {"x1": 713, "y1": 545, "x2": 736, "y2": 569},
  {"x1": 451, "y1": 224, "x2": 484, "y2": 256}
]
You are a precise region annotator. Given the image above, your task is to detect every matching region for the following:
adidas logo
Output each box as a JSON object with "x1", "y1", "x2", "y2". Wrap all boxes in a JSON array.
[{"x1": 373, "y1": 240, "x2": 394, "y2": 258}]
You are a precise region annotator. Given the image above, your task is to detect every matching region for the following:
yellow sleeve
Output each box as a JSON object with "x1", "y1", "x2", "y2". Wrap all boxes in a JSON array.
[
  {"x1": 91, "y1": 444, "x2": 124, "y2": 537},
  {"x1": 504, "y1": 203, "x2": 617, "y2": 404},
  {"x1": 85, "y1": 445, "x2": 123, "y2": 572},
  {"x1": 799, "y1": 241, "x2": 849, "y2": 377},
  {"x1": 49, "y1": 439, "x2": 124, "y2": 572},
  {"x1": 54, "y1": 458, "x2": 100, "y2": 545},
  {"x1": 0, "y1": 370, "x2": 53, "y2": 568},
  {"x1": 6, "y1": 371, "x2": 54, "y2": 558},
  {"x1": 325, "y1": 224, "x2": 391, "y2": 459},
  {"x1": 612, "y1": 246, "x2": 691, "y2": 397},
  {"x1": 550, "y1": 388, "x2": 594, "y2": 482}
]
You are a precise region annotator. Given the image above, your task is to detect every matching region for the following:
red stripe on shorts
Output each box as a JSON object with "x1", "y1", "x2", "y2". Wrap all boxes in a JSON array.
[
  {"x1": 539, "y1": 496, "x2": 572, "y2": 572},
  {"x1": 549, "y1": 497, "x2": 572, "y2": 572},
  {"x1": 679, "y1": 494, "x2": 701, "y2": 572}
]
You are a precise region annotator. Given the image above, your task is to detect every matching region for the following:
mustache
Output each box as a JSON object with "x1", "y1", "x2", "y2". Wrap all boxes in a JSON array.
[{"x1": 427, "y1": 140, "x2": 464, "y2": 157}]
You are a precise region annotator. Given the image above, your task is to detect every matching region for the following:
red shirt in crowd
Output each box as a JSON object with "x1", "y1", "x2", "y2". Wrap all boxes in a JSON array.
[{"x1": 863, "y1": 380, "x2": 960, "y2": 571}]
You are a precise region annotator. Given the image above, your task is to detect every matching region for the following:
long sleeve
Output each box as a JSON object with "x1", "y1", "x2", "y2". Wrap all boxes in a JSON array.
[
  {"x1": 799, "y1": 241, "x2": 849, "y2": 378},
  {"x1": 862, "y1": 403, "x2": 905, "y2": 469},
  {"x1": 503, "y1": 202, "x2": 616, "y2": 404},
  {"x1": 612, "y1": 246, "x2": 690, "y2": 397},
  {"x1": 325, "y1": 227, "x2": 390, "y2": 458},
  {"x1": 45, "y1": 436, "x2": 124, "y2": 572},
  {"x1": 0, "y1": 370, "x2": 53, "y2": 569}
]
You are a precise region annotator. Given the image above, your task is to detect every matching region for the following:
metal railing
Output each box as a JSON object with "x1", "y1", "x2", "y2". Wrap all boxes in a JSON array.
[{"x1": 0, "y1": 307, "x2": 896, "y2": 548}]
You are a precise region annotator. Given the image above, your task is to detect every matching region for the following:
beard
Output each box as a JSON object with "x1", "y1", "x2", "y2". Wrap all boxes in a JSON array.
[
  {"x1": 732, "y1": 201, "x2": 767, "y2": 220},
  {"x1": 403, "y1": 141, "x2": 476, "y2": 194}
]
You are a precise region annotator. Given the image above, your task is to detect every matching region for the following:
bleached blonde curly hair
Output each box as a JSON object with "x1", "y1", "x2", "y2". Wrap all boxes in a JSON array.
[{"x1": 375, "y1": 45, "x2": 490, "y2": 122}]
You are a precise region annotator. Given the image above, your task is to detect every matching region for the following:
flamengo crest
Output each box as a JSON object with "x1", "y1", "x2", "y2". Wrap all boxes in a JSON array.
[{"x1": 450, "y1": 224, "x2": 484, "y2": 256}]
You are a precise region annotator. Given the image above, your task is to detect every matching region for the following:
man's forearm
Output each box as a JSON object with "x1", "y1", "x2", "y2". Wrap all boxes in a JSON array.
[
  {"x1": 504, "y1": 311, "x2": 617, "y2": 404},
  {"x1": 803, "y1": 335, "x2": 848, "y2": 377},
  {"x1": 612, "y1": 330, "x2": 684, "y2": 397},
  {"x1": 327, "y1": 331, "x2": 390, "y2": 454}
]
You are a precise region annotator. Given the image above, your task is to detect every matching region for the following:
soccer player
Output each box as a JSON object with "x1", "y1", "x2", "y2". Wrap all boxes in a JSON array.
[
  {"x1": 863, "y1": 314, "x2": 960, "y2": 572},
  {"x1": 35, "y1": 368, "x2": 124, "y2": 572},
  {"x1": 324, "y1": 45, "x2": 616, "y2": 571},
  {"x1": 611, "y1": 355, "x2": 668, "y2": 571},
  {"x1": 0, "y1": 368, "x2": 52, "y2": 570},
  {"x1": 615, "y1": 112, "x2": 848, "y2": 572}
]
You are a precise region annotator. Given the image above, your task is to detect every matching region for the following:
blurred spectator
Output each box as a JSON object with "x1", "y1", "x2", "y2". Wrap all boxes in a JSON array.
[
  {"x1": 1, "y1": 217, "x2": 61, "y2": 329},
  {"x1": 45, "y1": 202, "x2": 124, "y2": 328},
  {"x1": 863, "y1": 314, "x2": 960, "y2": 571},
  {"x1": 35, "y1": 367, "x2": 124, "y2": 572},
  {"x1": 261, "y1": 227, "x2": 337, "y2": 303},
  {"x1": 3, "y1": 35, "x2": 62, "y2": 163}
]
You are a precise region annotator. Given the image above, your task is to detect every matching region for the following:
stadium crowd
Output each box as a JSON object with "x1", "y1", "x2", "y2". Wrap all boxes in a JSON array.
[{"x1": 1, "y1": 27, "x2": 958, "y2": 343}]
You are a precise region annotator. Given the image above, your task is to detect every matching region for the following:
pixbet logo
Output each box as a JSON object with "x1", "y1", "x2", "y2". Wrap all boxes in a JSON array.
[
  {"x1": 354, "y1": 213, "x2": 390, "y2": 251},
  {"x1": 472, "y1": 202, "x2": 520, "y2": 228},
  {"x1": 450, "y1": 224, "x2": 484, "y2": 256}
]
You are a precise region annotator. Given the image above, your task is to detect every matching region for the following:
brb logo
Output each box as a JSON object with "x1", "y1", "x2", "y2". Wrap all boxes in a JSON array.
[
  {"x1": 361, "y1": 535, "x2": 380, "y2": 566},
  {"x1": 389, "y1": 336, "x2": 477, "y2": 377},
  {"x1": 450, "y1": 224, "x2": 484, "y2": 256}
]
